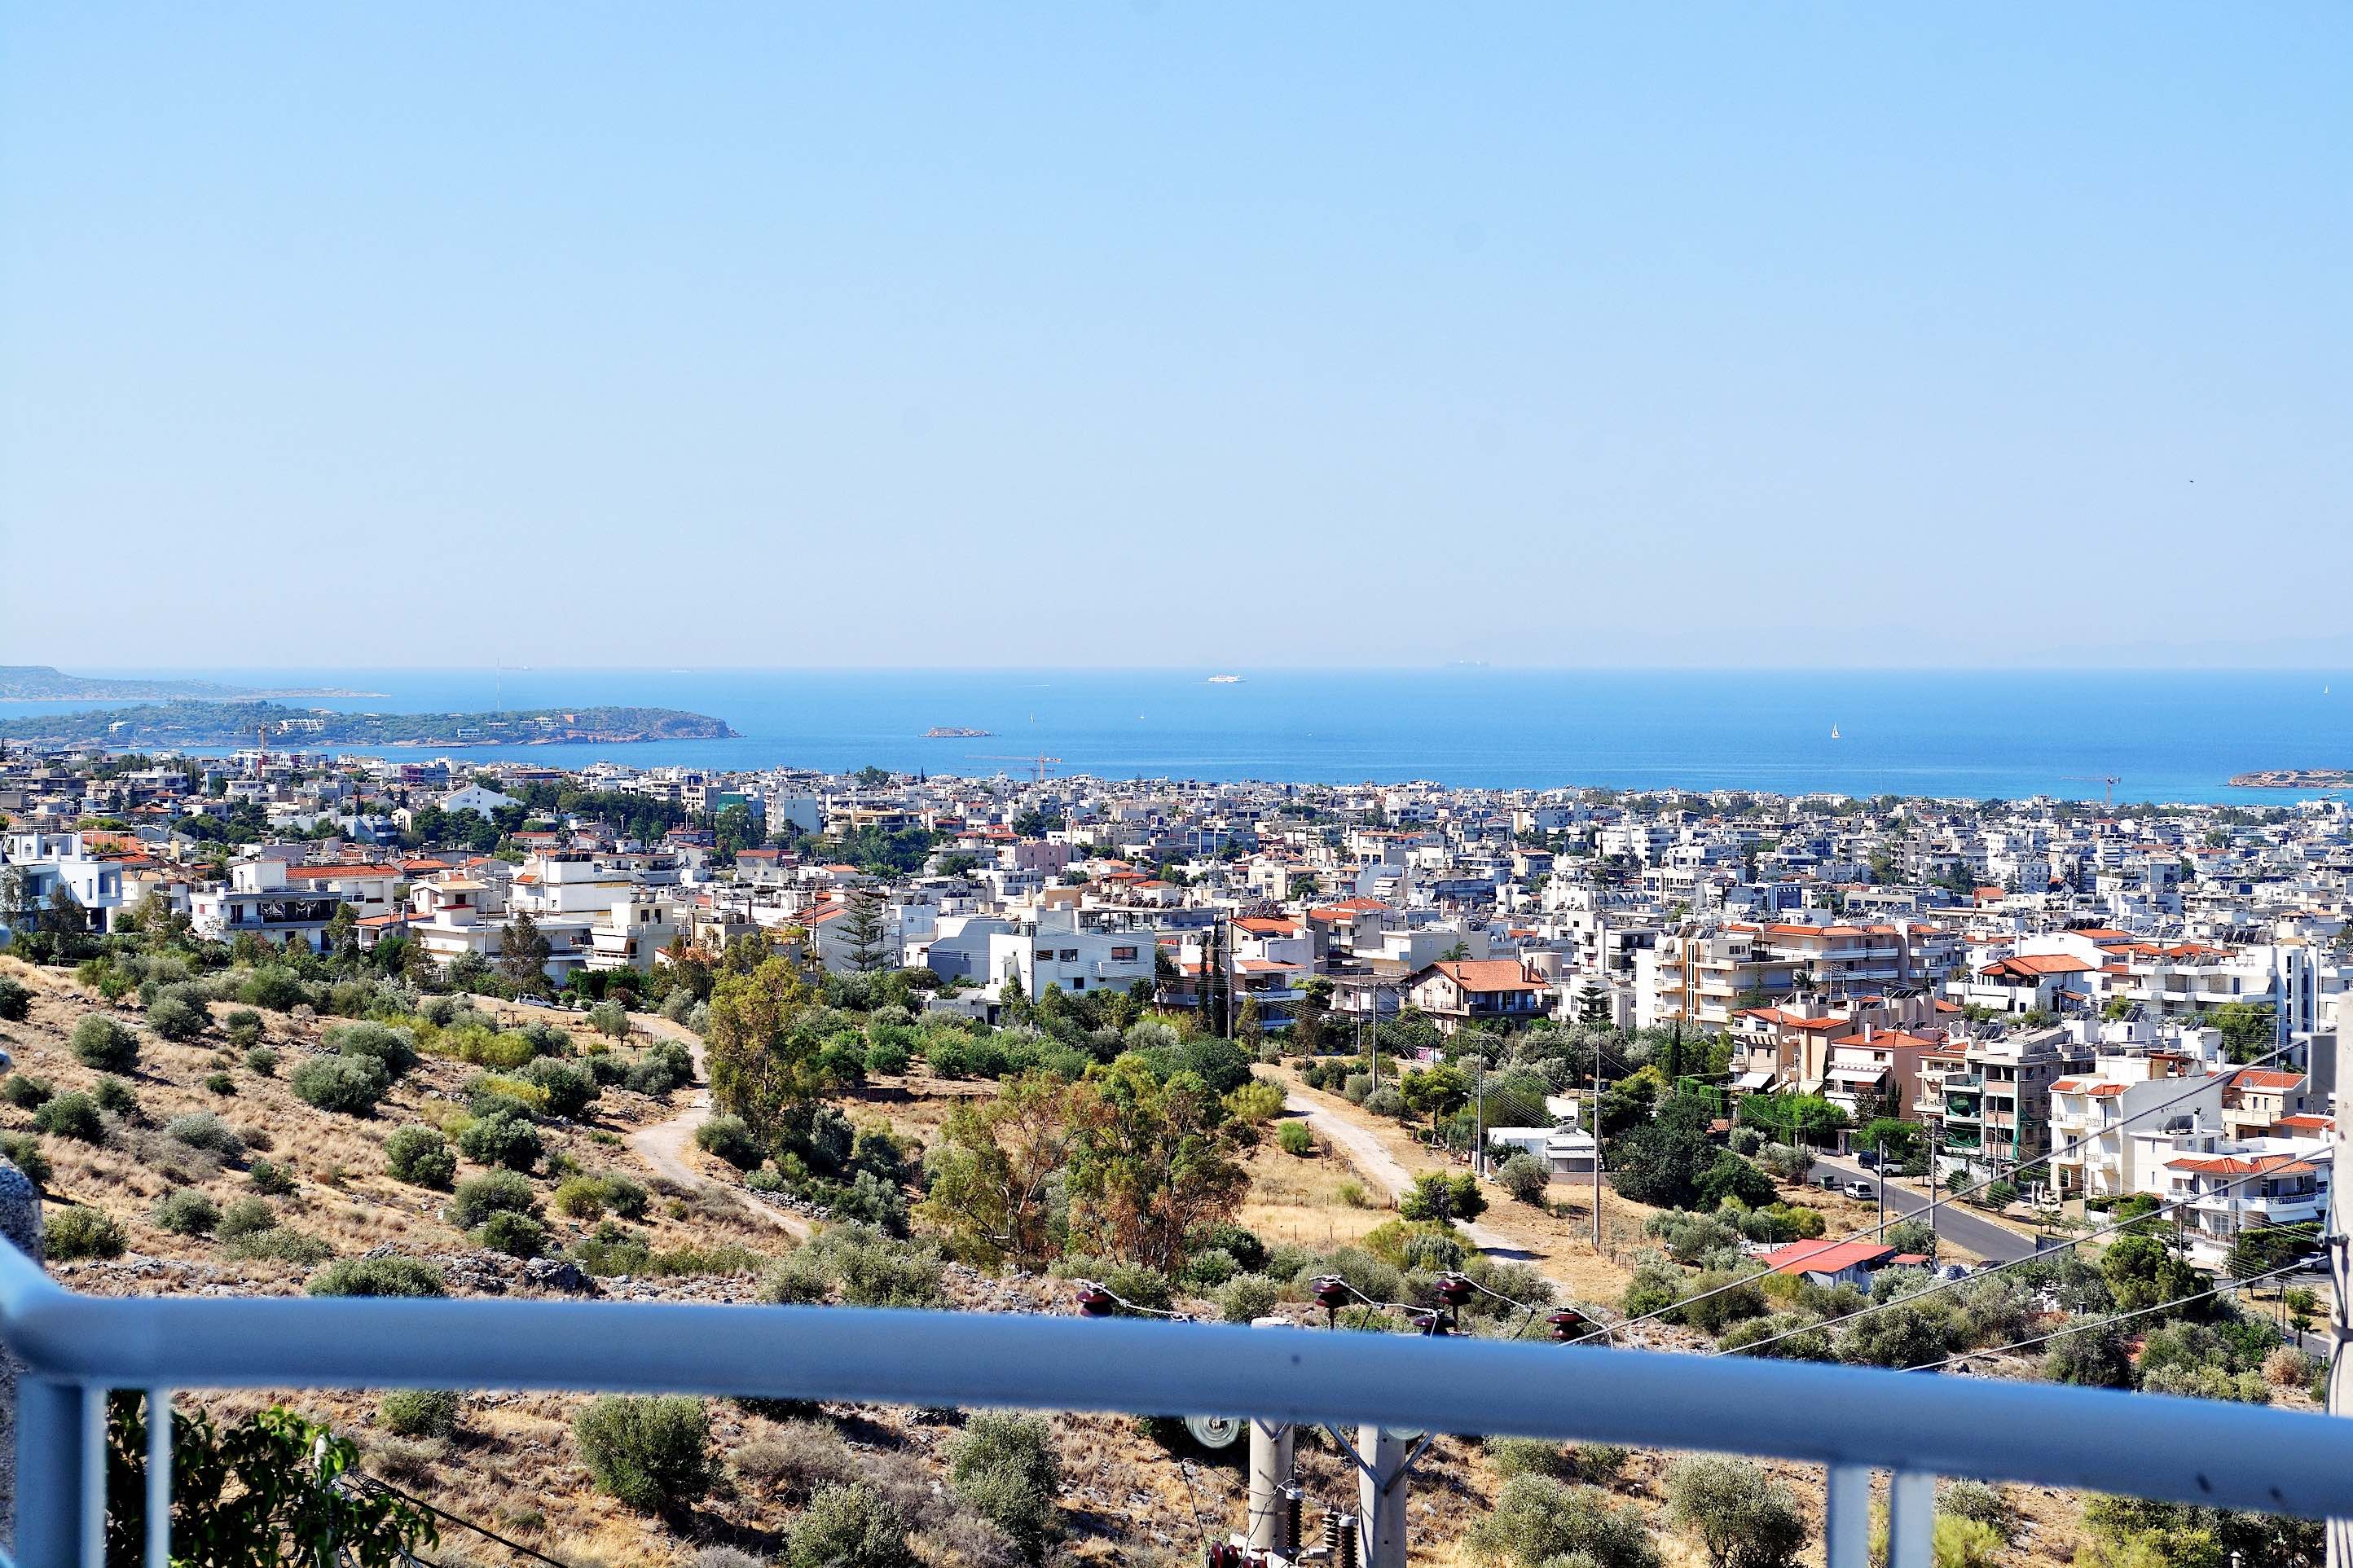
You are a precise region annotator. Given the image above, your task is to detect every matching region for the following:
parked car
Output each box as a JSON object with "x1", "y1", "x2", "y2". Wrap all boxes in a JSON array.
[
  {"x1": 1854, "y1": 1149, "x2": 1880, "y2": 1170},
  {"x1": 1845, "y1": 1179, "x2": 1877, "y2": 1201}
]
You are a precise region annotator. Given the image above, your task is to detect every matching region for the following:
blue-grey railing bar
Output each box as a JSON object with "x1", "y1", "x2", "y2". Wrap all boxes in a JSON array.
[{"x1": 5, "y1": 1250, "x2": 2351, "y2": 1527}]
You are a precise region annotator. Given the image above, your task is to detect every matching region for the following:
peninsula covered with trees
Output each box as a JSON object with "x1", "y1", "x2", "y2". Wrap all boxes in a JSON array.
[{"x1": 0, "y1": 701, "x2": 735, "y2": 749}]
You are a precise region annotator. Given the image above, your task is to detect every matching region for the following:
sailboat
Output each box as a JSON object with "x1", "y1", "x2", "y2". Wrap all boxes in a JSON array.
[{"x1": 1831, "y1": 723, "x2": 1841, "y2": 740}]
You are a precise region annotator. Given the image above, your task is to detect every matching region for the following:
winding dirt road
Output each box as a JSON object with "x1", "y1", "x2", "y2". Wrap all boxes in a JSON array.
[
  {"x1": 1280, "y1": 1087, "x2": 1541, "y2": 1264},
  {"x1": 621, "y1": 1013, "x2": 812, "y2": 1239}
]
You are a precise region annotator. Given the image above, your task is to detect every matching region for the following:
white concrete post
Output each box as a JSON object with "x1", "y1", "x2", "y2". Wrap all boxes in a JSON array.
[
  {"x1": 1247, "y1": 1419, "x2": 1295, "y2": 1554},
  {"x1": 1355, "y1": 1425, "x2": 1410, "y2": 1568}
]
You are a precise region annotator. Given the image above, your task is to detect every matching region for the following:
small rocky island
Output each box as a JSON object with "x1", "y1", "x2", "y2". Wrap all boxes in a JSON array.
[
  {"x1": 2228, "y1": 768, "x2": 2353, "y2": 789},
  {"x1": 0, "y1": 701, "x2": 736, "y2": 749}
]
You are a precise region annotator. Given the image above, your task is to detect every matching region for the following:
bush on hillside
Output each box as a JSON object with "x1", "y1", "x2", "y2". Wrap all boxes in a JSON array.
[
  {"x1": 33, "y1": 1091, "x2": 104, "y2": 1143},
  {"x1": 45, "y1": 1205, "x2": 127, "y2": 1261},
  {"x1": 378, "y1": 1389, "x2": 460, "y2": 1439},
  {"x1": 306, "y1": 1257, "x2": 446, "y2": 1298},
  {"x1": 1464, "y1": 1474, "x2": 1659, "y2": 1568},
  {"x1": 473, "y1": 1210, "x2": 549, "y2": 1258},
  {"x1": 948, "y1": 1412, "x2": 1062, "y2": 1558},
  {"x1": 152, "y1": 1188, "x2": 222, "y2": 1236},
  {"x1": 1664, "y1": 1456, "x2": 1806, "y2": 1568},
  {"x1": 72, "y1": 1015, "x2": 140, "y2": 1072},
  {"x1": 290, "y1": 1054, "x2": 389, "y2": 1116},
  {"x1": 573, "y1": 1395, "x2": 714, "y2": 1515},
  {"x1": 457, "y1": 1111, "x2": 543, "y2": 1172},
  {"x1": 0, "y1": 1132, "x2": 52, "y2": 1188},
  {"x1": 147, "y1": 993, "x2": 209, "y2": 1042},
  {"x1": 163, "y1": 1112, "x2": 244, "y2": 1159},
  {"x1": 383, "y1": 1126, "x2": 457, "y2": 1188},
  {"x1": 2, "y1": 1074, "x2": 53, "y2": 1109},
  {"x1": 786, "y1": 1482, "x2": 917, "y2": 1568},
  {"x1": 449, "y1": 1170, "x2": 539, "y2": 1228}
]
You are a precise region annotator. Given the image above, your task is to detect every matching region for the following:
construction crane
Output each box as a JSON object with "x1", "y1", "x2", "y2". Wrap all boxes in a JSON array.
[
  {"x1": 968, "y1": 753, "x2": 1062, "y2": 784},
  {"x1": 2065, "y1": 775, "x2": 2122, "y2": 807}
]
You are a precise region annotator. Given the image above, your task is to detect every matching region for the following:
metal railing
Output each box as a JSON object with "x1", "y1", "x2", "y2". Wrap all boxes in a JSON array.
[{"x1": 4, "y1": 1236, "x2": 2350, "y2": 1568}]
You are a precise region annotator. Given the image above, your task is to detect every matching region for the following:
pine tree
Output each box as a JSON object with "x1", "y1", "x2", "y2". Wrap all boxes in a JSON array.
[{"x1": 842, "y1": 887, "x2": 890, "y2": 973}]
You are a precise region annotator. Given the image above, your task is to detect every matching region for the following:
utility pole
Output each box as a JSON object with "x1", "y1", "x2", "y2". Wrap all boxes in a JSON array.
[
  {"x1": 1356, "y1": 1425, "x2": 1411, "y2": 1568},
  {"x1": 2325, "y1": 1019, "x2": 2351, "y2": 1568},
  {"x1": 1592, "y1": 1054, "x2": 1604, "y2": 1250}
]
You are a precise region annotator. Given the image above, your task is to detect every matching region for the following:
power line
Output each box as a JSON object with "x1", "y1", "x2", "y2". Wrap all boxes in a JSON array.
[
  {"x1": 1899, "y1": 1258, "x2": 2310, "y2": 1374},
  {"x1": 1713, "y1": 1159, "x2": 2307, "y2": 1361},
  {"x1": 1574, "y1": 1039, "x2": 2304, "y2": 1346}
]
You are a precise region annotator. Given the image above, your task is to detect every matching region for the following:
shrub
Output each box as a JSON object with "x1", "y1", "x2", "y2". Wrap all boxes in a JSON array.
[
  {"x1": 450, "y1": 1171, "x2": 539, "y2": 1228},
  {"x1": 1465, "y1": 1474, "x2": 1660, "y2": 1568},
  {"x1": 1277, "y1": 1120, "x2": 1313, "y2": 1157},
  {"x1": 46, "y1": 1205, "x2": 127, "y2": 1261},
  {"x1": 864, "y1": 1039, "x2": 912, "y2": 1075},
  {"x1": 458, "y1": 1111, "x2": 543, "y2": 1172},
  {"x1": 220, "y1": 1225, "x2": 330, "y2": 1265},
  {"x1": 326, "y1": 1021, "x2": 418, "y2": 1078},
  {"x1": 2265, "y1": 1346, "x2": 2320, "y2": 1389},
  {"x1": 147, "y1": 994, "x2": 209, "y2": 1042},
  {"x1": 1219, "y1": 1272, "x2": 1282, "y2": 1324},
  {"x1": 517, "y1": 1056, "x2": 599, "y2": 1118},
  {"x1": 164, "y1": 1112, "x2": 245, "y2": 1159},
  {"x1": 474, "y1": 1210, "x2": 549, "y2": 1258},
  {"x1": 152, "y1": 1188, "x2": 221, "y2": 1236},
  {"x1": 573, "y1": 1395, "x2": 714, "y2": 1514},
  {"x1": 1183, "y1": 1247, "x2": 1240, "y2": 1290},
  {"x1": 306, "y1": 1257, "x2": 446, "y2": 1298},
  {"x1": 1, "y1": 1132, "x2": 51, "y2": 1188},
  {"x1": 759, "y1": 1224, "x2": 945, "y2": 1309},
  {"x1": 2, "y1": 1073, "x2": 53, "y2": 1109},
  {"x1": 92, "y1": 1075, "x2": 139, "y2": 1116},
  {"x1": 1679, "y1": 1269, "x2": 1768, "y2": 1334},
  {"x1": 1497, "y1": 1153, "x2": 1551, "y2": 1205},
  {"x1": 216, "y1": 1197, "x2": 278, "y2": 1240},
  {"x1": 629, "y1": 1039, "x2": 695, "y2": 1096},
  {"x1": 1936, "y1": 1479, "x2": 2015, "y2": 1540},
  {"x1": 247, "y1": 1159, "x2": 297, "y2": 1196},
  {"x1": 1931, "y1": 1516, "x2": 2004, "y2": 1568},
  {"x1": 1715, "y1": 1311, "x2": 1833, "y2": 1362},
  {"x1": 72, "y1": 1014, "x2": 141, "y2": 1072},
  {"x1": 697, "y1": 1114, "x2": 764, "y2": 1169},
  {"x1": 1485, "y1": 1438, "x2": 1572, "y2": 1480},
  {"x1": 378, "y1": 1389, "x2": 460, "y2": 1438},
  {"x1": 225, "y1": 1009, "x2": 265, "y2": 1048},
  {"x1": 383, "y1": 1126, "x2": 457, "y2": 1188},
  {"x1": 203, "y1": 1072, "x2": 235, "y2": 1096},
  {"x1": 786, "y1": 1482, "x2": 917, "y2": 1568},
  {"x1": 291, "y1": 1054, "x2": 389, "y2": 1116},
  {"x1": 0, "y1": 976, "x2": 29, "y2": 1021},
  {"x1": 732, "y1": 1419, "x2": 857, "y2": 1500},
  {"x1": 33, "y1": 1091, "x2": 104, "y2": 1143},
  {"x1": 1663, "y1": 1455, "x2": 1806, "y2": 1568},
  {"x1": 948, "y1": 1412, "x2": 1062, "y2": 1558}
]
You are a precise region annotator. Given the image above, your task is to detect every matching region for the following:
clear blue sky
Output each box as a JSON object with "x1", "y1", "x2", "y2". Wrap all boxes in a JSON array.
[{"x1": 5, "y1": 6, "x2": 2347, "y2": 670}]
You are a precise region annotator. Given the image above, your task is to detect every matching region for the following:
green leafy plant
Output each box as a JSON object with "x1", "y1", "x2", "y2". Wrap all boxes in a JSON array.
[
  {"x1": 106, "y1": 1395, "x2": 438, "y2": 1567},
  {"x1": 572, "y1": 1395, "x2": 714, "y2": 1515}
]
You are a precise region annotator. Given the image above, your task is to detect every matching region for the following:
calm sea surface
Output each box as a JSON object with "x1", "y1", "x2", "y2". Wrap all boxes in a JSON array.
[{"x1": 14, "y1": 668, "x2": 2353, "y2": 804}]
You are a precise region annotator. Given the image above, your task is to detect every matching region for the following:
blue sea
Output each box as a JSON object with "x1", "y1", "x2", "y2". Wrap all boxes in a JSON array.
[{"x1": 11, "y1": 668, "x2": 2353, "y2": 805}]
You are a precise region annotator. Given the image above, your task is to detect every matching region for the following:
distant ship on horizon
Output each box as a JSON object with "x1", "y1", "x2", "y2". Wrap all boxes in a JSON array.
[
  {"x1": 1831, "y1": 723, "x2": 1841, "y2": 740},
  {"x1": 922, "y1": 726, "x2": 991, "y2": 738},
  {"x1": 1207, "y1": 674, "x2": 1242, "y2": 684}
]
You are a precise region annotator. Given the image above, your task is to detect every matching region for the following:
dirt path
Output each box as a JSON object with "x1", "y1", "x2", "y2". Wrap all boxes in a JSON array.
[
  {"x1": 1284, "y1": 1091, "x2": 1534, "y2": 1259},
  {"x1": 623, "y1": 1013, "x2": 813, "y2": 1239},
  {"x1": 482, "y1": 999, "x2": 811, "y2": 1240}
]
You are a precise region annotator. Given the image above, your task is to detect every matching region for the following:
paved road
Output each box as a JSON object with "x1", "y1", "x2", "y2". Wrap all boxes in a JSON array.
[{"x1": 1805, "y1": 1153, "x2": 2037, "y2": 1264}]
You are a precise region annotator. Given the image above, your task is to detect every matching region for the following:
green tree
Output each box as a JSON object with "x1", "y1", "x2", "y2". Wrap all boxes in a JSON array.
[
  {"x1": 2208, "y1": 1002, "x2": 2277, "y2": 1064},
  {"x1": 1063, "y1": 1056, "x2": 1249, "y2": 1276},
  {"x1": 842, "y1": 887, "x2": 890, "y2": 973},
  {"x1": 498, "y1": 909, "x2": 552, "y2": 986},
  {"x1": 705, "y1": 956, "x2": 830, "y2": 1145},
  {"x1": 1608, "y1": 1089, "x2": 1717, "y2": 1209},
  {"x1": 1664, "y1": 1456, "x2": 1807, "y2": 1568},
  {"x1": 917, "y1": 1071, "x2": 1082, "y2": 1268},
  {"x1": 1400, "y1": 1171, "x2": 1486, "y2": 1223}
]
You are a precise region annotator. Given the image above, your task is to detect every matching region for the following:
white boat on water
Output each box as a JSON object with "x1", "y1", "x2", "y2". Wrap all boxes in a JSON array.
[{"x1": 1208, "y1": 674, "x2": 1242, "y2": 684}]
